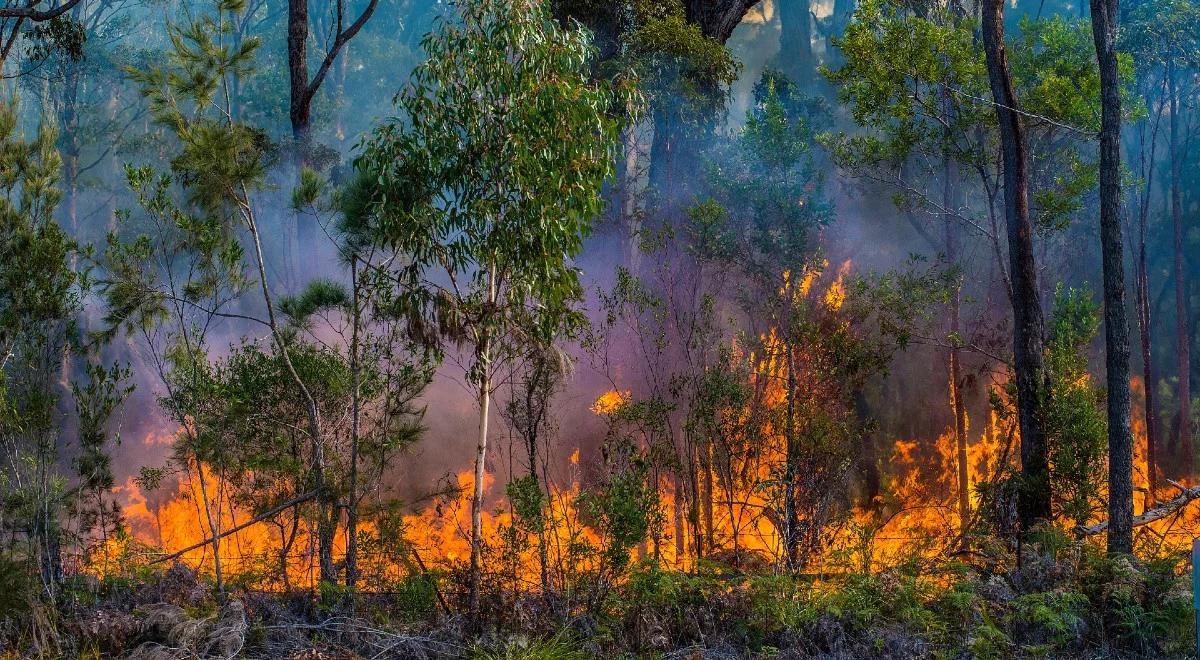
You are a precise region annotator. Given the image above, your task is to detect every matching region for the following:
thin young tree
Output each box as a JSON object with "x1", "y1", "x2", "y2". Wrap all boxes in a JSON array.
[{"x1": 355, "y1": 0, "x2": 625, "y2": 618}]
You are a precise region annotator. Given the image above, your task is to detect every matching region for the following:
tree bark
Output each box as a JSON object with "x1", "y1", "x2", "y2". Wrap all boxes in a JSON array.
[
  {"x1": 1135, "y1": 80, "x2": 1163, "y2": 506},
  {"x1": 346, "y1": 255, "x2": 361, "y2": 595},
  {"x1": 981, "y1": 0, "x2": 1051, "y2": 533},
  {"x1": 1090, "y1": 0, "x2": 1134, "y2": 554},
  {"x1": 684, "y1": 0, "x2": 760, "y2": 42},
  {"x1": 468, "y1": 267, "x2": 496, "y2": 622},
  {"x1": 1168, "y1": 59, "x2": 1192, "y2": 474},
  {"x1": 778, "y1": 0, "x2": 815, "y2": 88}
]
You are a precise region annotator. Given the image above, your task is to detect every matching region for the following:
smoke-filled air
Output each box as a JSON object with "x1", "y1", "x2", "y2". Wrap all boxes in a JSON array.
[{"x1": 2, "y1": 0, "x2": 1199, "y2": 656}]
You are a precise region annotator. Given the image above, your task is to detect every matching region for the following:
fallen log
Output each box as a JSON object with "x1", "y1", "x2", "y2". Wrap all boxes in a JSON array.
[
  {"x1": 148, "y1": 491, "x2": 319, "y2": 565},
  {"x1": 1075, "y1": 480, "x2": 1200, "y2": 537}
]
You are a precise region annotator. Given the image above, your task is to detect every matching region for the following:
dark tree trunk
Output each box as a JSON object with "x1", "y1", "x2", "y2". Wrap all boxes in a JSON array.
[
  {"x1": 287, "y1": 0, "x2": 380, "y2": 255},
  {"x1": 287, "y1": 0, "x2": 311, "y2": 149},
  {"x1": 684, "y1": 0, "x2": 760, "y2": 42},
  {"x1": 1168, "y1": 60, "x2": 1192, "y2": 474},
  {"x1": 1090, "y1": 0, "x2": 1133, "y2": 555},
  {"x1": 1136, "y1": 84, "x2": 1161, "y2": 505},
  {"x1": 981, "y1": 0, "x2": 1051, "y2": 533},
  {"x1": 784, "y1": 345, "x2": 801, "y2": 569},
  {"x1": 778, "y1": 0, "x2": 815, "y2": 87}
]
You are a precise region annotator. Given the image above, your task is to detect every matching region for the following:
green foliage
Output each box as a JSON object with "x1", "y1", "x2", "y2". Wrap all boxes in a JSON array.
[
  {"x1": 698, "y1": 70, "x2": 832, "y2": 284},
  {"x1": 824, "y1": 2, "x2": 1134, "y2": 237},
  {"x1": 621, "y1": 5, "x2": 738, "y2": 128},
  {"x1": 579, "y1": 464, "x2": 658, "y2": 576},
  {"x1": 278, "y1": 279, "x2": 351, "y2": 329},
  {"x1": 356, "y1": 0, "x2": 626, "y2": 363},
  {"x1": 1009, "y1": 590, "x2": 1089, "y2": 651},
  {"x1": 1043, "y1": 285, "x2": 1107, "y2": 526},
  {"x1": 126, "y1": 0, "x2": 271, "y2": 221},
  {"x1": 471, "y1": 630, "x2": 587, "y2": 660},
  {"x1": 0, "y1": 104, "x2": 74, "y2": 358}
]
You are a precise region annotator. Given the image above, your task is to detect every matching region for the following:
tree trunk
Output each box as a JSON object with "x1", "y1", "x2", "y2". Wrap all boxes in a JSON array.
[
  {"x1": 778, "y1": 0, "x2": 814, "y2": 87},
  {"x1": 943, "y1": 83, "x2": 970, "y2": 545},
  {"x1": 1136, "y1": 88, "x2": 1161, "y2": 505},
  {"x1": 287, "y1": 0, "x2": 311, "y2": 149},
  {"x1": 784, "y1": 343, "x2": 801, "y2": 569},
  {"x1": 468, "y1": 268, "x2": 496, "y2": 622},
  {"x1": 1168, "y1": 60, "x2": 1191, "y2": 474},
  {"x1": 345, "y1": 256, "x2": 361, "y2": 597},
  {"x1": 981, "y1": 0, "x2": 1051, "y2": 533},
  {"x1": 288, "y1": 0, "x2": 315, "y2": 259},
  {"x1": 1090, "y1": 0, "x2": 1133, "y2": 555}
]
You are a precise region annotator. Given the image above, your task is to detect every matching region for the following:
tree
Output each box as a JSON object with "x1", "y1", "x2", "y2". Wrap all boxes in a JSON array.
[
  {"x1": 107, "y1": 0, "x2": 346, "y2": 595},
  {"x1": 355, "y1": 0, "x2": 625, "y2": 618},
  {"x1": 981, "y1": 0, "x2": 1052, "y2": 534},
  {"x1": 286, "y1": 0, "x2": 379, "y2": 150},
  {"x1": 1089, "y1": 0, "x2": 1133, "y2": 554},
  {"x1": 1124, "y1": 0, "x2": 1200, "y2": 474}
]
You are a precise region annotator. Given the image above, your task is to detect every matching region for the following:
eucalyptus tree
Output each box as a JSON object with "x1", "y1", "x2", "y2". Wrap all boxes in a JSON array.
[
  {"x1": 1124, "y1": 0, "x2": 1200, "y2": 474},
  {"x1": 1088, "y1": 0, "x2": 1133, "y2": 554},
  {"x1": 355, "y1": 0, "x2": 626, "y2": 617},
  {"x1": 826, "y1": 1, "x2": 1121, "y2": 540},
  {"x1": 981, "y1": 0, "x2": 1051, "y2": 534}
]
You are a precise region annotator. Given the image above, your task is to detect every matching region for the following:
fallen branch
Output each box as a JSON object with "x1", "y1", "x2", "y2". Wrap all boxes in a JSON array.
[
  {"x1": 1075, "y1": 480, "x2": 1200, "y2": 537},
  {"x1": 149, "y1": 491, "x2": 318, "y2": 565}
]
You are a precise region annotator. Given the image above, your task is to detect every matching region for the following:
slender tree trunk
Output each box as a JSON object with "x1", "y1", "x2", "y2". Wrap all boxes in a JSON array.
[
  {"x1": 468, "y1": 268, "x2": 496, "y2": 621},
  {"x1": 943, "y1": 83, "x2": 970, "y2": 545},
  {"x1": 981, "y1": 0, "x2": 1051, "y2": 533},
  {"x1": 623, "y1": 119, "x2": 642, "y2": 273},
  {"x1": 1168, "y1": 60, "x2": 1192, "y2": 474},
  {"x1": 193, "y1": 456, "x2": 224, "y2": 599},
  {"x1": 345, "y1": 256, "x2": 361, "y2": 597},
  {"x1": 1136, "y1": 91, "x2": 1161, "y2": 504},
  {"x1": 702, "y1": 443, "x2": 714, "y2": 558},
  {"x1": 783, "y1": 343, "x2": 800, "y2": 569},
  {"x1": 1090, "y1": 0, "x2": 1133, "y2": 554},
  {"x1": 648, "y1": 109, "x2": 680, "y2": 199}
]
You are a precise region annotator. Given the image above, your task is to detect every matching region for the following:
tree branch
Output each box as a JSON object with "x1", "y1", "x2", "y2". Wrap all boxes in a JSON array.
[
  {"x1": 148, "y1": 491, "x2": 318, "y2": 565},
  {"x1": 0, "y1": 0, "x2": 83, "y2": 21},
  {"x1": 1075, "y1": 480, "x2": 1200, "y2": 537},
  {"x1": 302, "y1": 0, "x2": 379, "y2": 106}
]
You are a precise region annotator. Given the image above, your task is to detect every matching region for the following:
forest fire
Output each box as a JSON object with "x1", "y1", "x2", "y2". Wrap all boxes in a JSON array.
[
  {"x1": 6, "y1": 0, "x2": 1197, "y2": 653},
  {"x1": 85, "y1": 260, "x2": 1200, "y2": 591}
]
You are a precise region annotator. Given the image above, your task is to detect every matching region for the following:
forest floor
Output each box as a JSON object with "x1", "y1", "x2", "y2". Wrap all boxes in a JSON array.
[{"x1": 6, "y1": 538, "x2": 1195, "y2": 659}]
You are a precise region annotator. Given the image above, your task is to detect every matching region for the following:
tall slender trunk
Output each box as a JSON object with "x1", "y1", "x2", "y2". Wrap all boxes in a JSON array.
[
  {"x1": 242, "y1": 198, "x2": 334, "y2": 590},
  {"x1": 648, "y1": 109, "x2": 680, "y2": 199},
  {"x1": 345, "y1": 256, "x2": 361, "y2": 597},
  {"x1": 981, "y1": 0, "x2": 1051, "y2": 533},
  {"x1": 193, "y1": 455, "x2": 224, "y2": 599},
  {"x1": 1090, "y1": 0, "x2": 1133, "y2": 554},
  {"x1": 701, "y1": 443, "x2": 714, "y2": 558},
  {"x1": 622, "y1": 119, "x2": 642, "y2": 273},
  {"x1": 783, "y1": 343, "x2": 800, "y2": 569},
  {"x1": 944, "y1": 84, "x2": 970, "y2": 545},
  {"x1": 468, "y1": 267, "x2": 496, "y2": 621},
  {"x1": 1136, "y1": 84, "x2": 1162, "y2": 505},
  {"x1": 1168, "y1": 60, "x2": 1191, "y2": 473}
]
